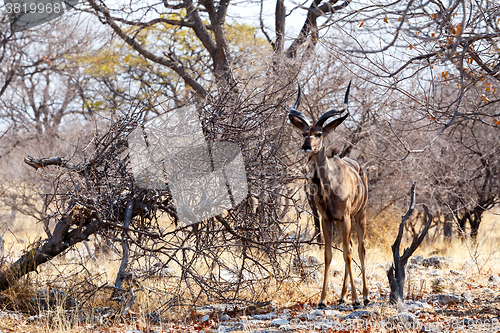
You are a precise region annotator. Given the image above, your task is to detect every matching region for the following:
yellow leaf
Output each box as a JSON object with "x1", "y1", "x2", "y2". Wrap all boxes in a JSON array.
[{"x1": 481, "y1": 94, "x2": 489, "y2": 103}]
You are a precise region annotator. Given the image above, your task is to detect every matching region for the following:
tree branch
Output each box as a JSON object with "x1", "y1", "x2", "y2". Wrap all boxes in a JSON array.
[
  {"x1": 286, "y1": 0, "x2": 352, "y2": 58},
  {"x1": 0, "y1": 69, "x2": 14, "y2": 99},
  {"x1": 111, "y1": 16, "x2": 195, "y2": 29},
  {"x1": 114, "y1": 199, "x2": 135, "y2": 291},
  {"x1": 87, "y1": 0, "x2": 209, "y2": 98},
  {"x1": 184, "y1": 0, "x2": 217, "y2": 58},
  {"x1": 24, "y1": 156, "x2": 81, "y2": 172}
]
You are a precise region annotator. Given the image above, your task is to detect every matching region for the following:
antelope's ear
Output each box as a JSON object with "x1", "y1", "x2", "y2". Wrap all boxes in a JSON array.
[
  {"x1": 323, "y1": 112, "x2": 349, "y2": 135},
  {"x1": 289, "y1": 111, "x2": 309, "y2": 132}
]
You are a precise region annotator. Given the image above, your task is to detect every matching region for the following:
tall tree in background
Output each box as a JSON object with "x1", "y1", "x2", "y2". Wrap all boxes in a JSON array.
[
  {"x1": 85, "y1": 0, "x2": 353, "y2": 98},
  {"x1": 0, "y1": 12, "x2": 101, "y2": 134}
]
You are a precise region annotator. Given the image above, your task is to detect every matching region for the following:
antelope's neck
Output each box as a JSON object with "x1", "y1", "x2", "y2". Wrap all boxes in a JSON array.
[{"x1": 311, "y1": 146, "x2": 330, "y2": 181}]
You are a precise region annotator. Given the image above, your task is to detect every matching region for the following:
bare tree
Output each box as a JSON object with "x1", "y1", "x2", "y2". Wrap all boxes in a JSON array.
[
  {"x1": 388, "y1": 183, "x2": 432, "y2": 305},
  {"x1": 0, "y1": 81, "x2": 322, "y2": 313},
  {"x1": 0, "y1": 12, "x2": 102, "y2": 134}
]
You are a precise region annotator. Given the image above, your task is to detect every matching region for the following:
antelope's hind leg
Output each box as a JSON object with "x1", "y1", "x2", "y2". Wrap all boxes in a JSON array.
[
  {"x1": 356, "y1": 213, "x2": 370, "y2": 306},
  {"x1": 339, "y1": 215, "x2": 361, "y2": 308}
]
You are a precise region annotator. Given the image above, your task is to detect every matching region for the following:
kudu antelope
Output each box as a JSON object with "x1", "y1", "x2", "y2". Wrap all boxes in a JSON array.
[{"x1": 288, "y1": 83, "x2": 369, "y2": 308}]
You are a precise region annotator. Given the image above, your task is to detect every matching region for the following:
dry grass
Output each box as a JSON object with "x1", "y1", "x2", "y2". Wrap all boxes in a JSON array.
[{"x1": 1, "y1": 207, "x2": 499, "y2": 332}]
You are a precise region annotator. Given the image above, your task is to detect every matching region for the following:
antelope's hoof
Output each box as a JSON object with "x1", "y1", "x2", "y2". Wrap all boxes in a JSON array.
[
  {"x1": 353, "y1": 300, "x2": 362, "y2": 310},
  {"x1": 364, "y1": 298, "x2": 370, "y2": 306},
  {"x1": 317, "y1": 302, "x2": 327, "y2": 309},
  {"x1": 338, "y1": 299, "x2": 345, "y2": 305}
]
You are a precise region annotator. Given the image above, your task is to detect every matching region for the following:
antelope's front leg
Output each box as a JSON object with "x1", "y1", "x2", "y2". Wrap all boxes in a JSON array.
[{"x1": 318, "y1": 219, "x2": 334, "y2": 309}]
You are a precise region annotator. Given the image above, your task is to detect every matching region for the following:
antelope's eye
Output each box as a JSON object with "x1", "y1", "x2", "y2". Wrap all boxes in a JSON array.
[{"x1": 315, "y1": 133, "x2": 322, "y2": 137}]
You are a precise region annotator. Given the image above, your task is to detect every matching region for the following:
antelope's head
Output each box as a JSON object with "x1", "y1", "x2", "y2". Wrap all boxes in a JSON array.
[{"x1": 288, "y1": 82, "x2": 351, "y2": 155}]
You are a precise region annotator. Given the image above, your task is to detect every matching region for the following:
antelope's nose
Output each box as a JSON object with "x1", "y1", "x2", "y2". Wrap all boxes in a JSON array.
[{"x1": 302, "y1": 141, "x2": 311, "y2": 152}]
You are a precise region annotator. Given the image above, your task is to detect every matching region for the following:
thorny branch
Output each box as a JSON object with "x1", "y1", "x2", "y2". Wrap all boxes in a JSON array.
[{"x1": 0, "y1": 84, "x2": 321, "y2": 312}]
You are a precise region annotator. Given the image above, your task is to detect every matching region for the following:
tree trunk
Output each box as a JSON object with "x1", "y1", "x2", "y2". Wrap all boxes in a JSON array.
[
  {"x1": 443, "y1": 213, "x2": 453, "y2": 242},
  {"x1": 387, "y1": 183, "x2": 432, "y2": 304},
  {"x1": 0, "y1": 213, "x2": 100, "y2": 291},
  {"x1": 469, "y1": 209, "x2": 483, "y2": 241}
]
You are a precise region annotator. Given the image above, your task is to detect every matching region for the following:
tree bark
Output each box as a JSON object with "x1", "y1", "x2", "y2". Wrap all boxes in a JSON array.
[{"x1": 274, "y1": 0, "x2": 285, "y2": 53}]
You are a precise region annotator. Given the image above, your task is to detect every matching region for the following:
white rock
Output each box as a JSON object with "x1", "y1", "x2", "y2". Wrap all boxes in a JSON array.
[
  {"x1": 422, "y1": 256, "x2": 451, "y2": 269},
  {"x1": 488, "y1": 275, "x2": 500, "y2": 283},
  {"x1": 312, "y1": 320, "x2": 336, "y2": 330},
  {"x1": 411, "y1": 255, "x2": 424, "y2": 265},
  {"x1": 269, "y1": 318, "x2": 289, "y2": 327},
  {"x1": 220, "y1": 270, "x2": 238, "y2": 283},
  {"x1": 461, "y1": 292, "x2": 473, "y2": 303},
  {"x1": 404, "y1": 300, "x2": 433, "y2": 312},
  {"x1": 201, "y1": 315, "x2": 209, "y2": 323},
  {"x1": 429, "y1": 269, "x2": 440, "y2": 276},
  {"x1": 431, "y1": 293, "x2": 462, "y2": 305},
  {"x1": 450, "y1": 269, "x2": 464, "y2": 275},
  {"x1": 278, "y1": 324, "x2": 294, "y2": 330},
  {"x1": 298, "y1": 313, "x2": 317, "y2": 320},
  {"x1": 279, "y1": 313, "x2": 289, "y2": 319},
  {"x1": 310, "y1": 309, "x2": 324, "y2": 316},
  {"x1": 389, "y1": 312, "x2": 419, "y2": 325},
  {"x1": 308, "y1": 309, "x2": 341, "y2": 318},
  {"x1": 484, "y1": 288, "x2": 495, "y2": 294},
  {"x1": 343, "y1": 310, "x2": 373, "y2": 320},
  {"x1": 253, "y1": 312, "x2": 275, "y2": 320},
  {"x1": 323, "y1": 310, "x2": 341, "y2": 318}
]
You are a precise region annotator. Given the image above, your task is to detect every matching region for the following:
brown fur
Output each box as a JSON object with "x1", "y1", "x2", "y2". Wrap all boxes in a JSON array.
[{"x1": 310, "y1": 147, "x2": 369, "y2": 307}]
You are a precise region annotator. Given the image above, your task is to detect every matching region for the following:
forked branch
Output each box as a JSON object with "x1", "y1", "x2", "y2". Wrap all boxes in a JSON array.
[{"x1": 388, "y1": 182, "x2": 433, "y2": 304}]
